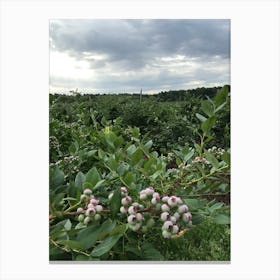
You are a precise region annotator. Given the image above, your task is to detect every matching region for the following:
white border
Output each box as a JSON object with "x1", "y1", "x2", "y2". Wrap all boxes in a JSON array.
[{"x1": 1, "y1": 0, "x2": 279, "y2": 280}]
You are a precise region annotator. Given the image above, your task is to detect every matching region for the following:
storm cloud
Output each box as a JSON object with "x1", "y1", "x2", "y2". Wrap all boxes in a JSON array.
[{"x1": 49, "y1": 19, "x2": 230, "y2": 94}]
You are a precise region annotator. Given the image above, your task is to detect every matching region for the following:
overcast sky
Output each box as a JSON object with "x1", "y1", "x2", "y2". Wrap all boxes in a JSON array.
[{"x1": 49, "y1": 19, "x2": 230, "y2": 94}]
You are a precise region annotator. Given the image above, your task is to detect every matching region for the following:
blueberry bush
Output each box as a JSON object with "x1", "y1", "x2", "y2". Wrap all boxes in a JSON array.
[{"x1": 49, "y1": 85, "x2": 230, "y2": 261}]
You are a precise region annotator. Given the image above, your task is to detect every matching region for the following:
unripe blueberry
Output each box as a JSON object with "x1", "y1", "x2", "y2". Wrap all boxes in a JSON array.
[
  {"x1": 84, "y1": 216, "x2": 91, "y2": 225},
  {"x1": 163, "y1": 221, "x2": 173, "y2": 231},
  {"x1": 162, "y1": 230, "x2": 172, "y2": 239},
  {"x1": 108, "y1": 192, "x2": 114, "y2": 200},
  {"x1": 136, "y1": 213, "x2": 143, "y2": 221},
  {"x1": 151, "y1": 197, "x2": 159, "y2": 205},
  {"x1": 178, "y1": 204, "x2": 189, "y2": 214},
  {"x1": 153, "y1": 192, "x2": 160, "y2": 199},
  {"x1": 77, "y1": 207, "x2": 84, "y2": 214},
  {"x1": 129, "y1": 223, "x2": 141, "y2": 232},
  {"x1": 155, "y1": 203, "x2": 162, "y2": 211},
  {"x1": 120, "y1": 186, "x2": 127, "y2": 194},
  {"x1": 85, "y1": 208, "x2": 96, "y2": 216},
  {"x1": 170, "y1": 216, "x2": 177, "y2": 224},
  {"x1": 140, "y1": 193, "x2": 147, "y2": 200},
  {"x1": 172, "y1": 225, "x2": 179, "y2": 234},
  {"x1": 167, "y1": 196, "x2": 178, "y2": 207},
  {"x1": 127, "y1": 214, "x2": 137, "y2": 224},
  {"x1": 176, "y1": 197, "x2": 183, "y2": 204},
  {"x1": 161, "y1": 204, "x2": 170, "y2": 212},
  {"x1": 132, "y1": 202, "x2": 140, "y2": 208},
  {"x1": 121, "y1": 196, "x2": 132, "y2": 206},
  {"x1": 173, "y1": 212, "x2": 180, "y2": 220},
  {"x1": 146, "y1": 218, "x2": 155, "y2": 228},
  {"x1": 128, "y1": 206, "x2": 137, "y2": 215},
  {"x1": 95, "y1": 205, "x2": 103, "y2": 213},
  {"x1": 188, "y1": 220, "x2": 193, "y2": 227},
  {"x1": 138, "y1": 204, "x2": 144, "y2": 210},
  {"x1": 162, "y1": 196, "x2": 169, "y2": 202},
  {"x1": 182, "y1": 212, "x2": 192, "y2": 223},
  {"x1": 90, "y1": 198, "x2": 99, "y2": 205},
  {"x1": 94, "y1": 213, "x2": 101, "y2": 221},
  {"x1": 78, "y1": 214, "x2": 84, "y2": 222},
  {"x1": 161, "y1": 212, "x2": 170, "y2": 221},
  {"x1": 145, "y1": 186, "x2": 154, "y2": 196},
  {"x1": 80, "y1": 194, "x2": 88, "y2": 201},
  {"x1": 83, "y1": 188, "x2": 92, "y2": 195},
  {"x1": 120, "y1": 206, "x2": 127, "y2": 214}
]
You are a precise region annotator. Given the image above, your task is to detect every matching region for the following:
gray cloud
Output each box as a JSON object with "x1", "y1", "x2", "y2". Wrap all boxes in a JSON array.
[{"x1": 49, "y1": 19, "x2": 230, "y2": 93}]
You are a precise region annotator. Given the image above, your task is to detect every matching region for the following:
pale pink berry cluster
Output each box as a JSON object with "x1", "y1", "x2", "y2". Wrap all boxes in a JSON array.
[
  {"x1": 77, "y1": 188, "x2": 104, "y2": 225},
  {"x1": 119, "y1": 186, "x2": 192, "y2": 238},
  {"x1": 192, "y1": 156, "x2": 210, "y2": 165}
]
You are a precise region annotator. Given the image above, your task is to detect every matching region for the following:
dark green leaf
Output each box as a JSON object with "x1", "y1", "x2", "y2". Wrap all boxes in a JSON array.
[
  {"x1": 131, "y1": 148, "x2": 143, "y2": 166},
  {"x1": 76, "y1": 224, "x2": 101, "y2": 249},
  {"x1": 204, "y1": 151, "x2": 220, "y2": 169},
  {"x1": 213, "y1": 214, "x2": 230, "y2": 224},
  {"x1": 201, "y1": 116, "x2": 216, "y2": 134},
  {"x1": 109, "y1": 189, "x2": 122, "y2": 218},
  {"x1": 75, "y1": 172, "x2": 85, "y2": 190},
  {"x1": 215, "y1": 85, "x2": 229, "y2": 107},
  {"x1": 85, "y1": 167, "x2": 100, "y2": 187},
  {"x1": 201, "y1": 100, "x2": 214, "y2": 117},
  {"x1": 91, "y1": 234, "x2": 122, "y2": 257}
]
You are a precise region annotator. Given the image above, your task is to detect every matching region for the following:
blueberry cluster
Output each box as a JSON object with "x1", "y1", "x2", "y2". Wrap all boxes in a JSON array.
[
  {"x1": 192, "y1": 156, "x2": 210, "y2": 165},
  {"x1": 207, "y1": 146, "x2": 225, "y2": 159},
  {"x1": 77, "y1": 189, "x2": 104, "y2": 225},
  {"x1": 119, "y1": 186, "x2": 192, "y2": 239}
]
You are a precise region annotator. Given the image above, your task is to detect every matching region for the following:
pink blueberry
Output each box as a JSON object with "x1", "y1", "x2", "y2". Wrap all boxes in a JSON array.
[
  {"x1": 83, "y1": 188, "x2": 92, "y2": 195},
  {"x1": 121, "y1": 196, "x2": 132, "y2": 206},
  {"x1": 161, "y1": 212, "x2": 170, "y2": 221},
  {"x1": 161, "y1": 204, "x2": 170, "y2": 212},
  {"x1": 95, "y1": 205, "x2": 103, "y2": 213},
  {"x1": 127, "y1": 214, "x2": 137, "y2": 224}
]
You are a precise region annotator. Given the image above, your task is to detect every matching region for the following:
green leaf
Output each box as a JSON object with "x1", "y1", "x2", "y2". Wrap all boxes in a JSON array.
[
  {"x1": 91, "y1": 234, "x2": 122, "y2": 257},
  {"x1": 85, "y1": 167, "x2": 101, "y2": 187},
  {"x1": 50, "y1": 166, "x2": 64, "y2": 188},
  {"x1": 123, "y1": 172, "x2": 134, "y2": 186},
  {"x1": 109, "y1": 224, "x2": 127, "y2": 236},
  {"x1": 222, "y1": 151, "x2": 230, "y2": 165},
  {"x1": 110, "y1": 189, "x2": 122, "y2": 218},
  {"x1": 183, "y1": 149, "x2": 194, "y2": 163},
  {"x1": 97, "y1": 220, "x2": 117, "y2": 240},
  {"x1": 75, "y1": 172, "x2": 85, "y2": 190},
  {"x1": 127, "y1": 144, "x2": 137, "y2": 156},
  {"x1": 201, "y1": 116, "x2": 216, "y2": 134},
  {"x1": 141, "y1": 242, "x2": 164, "y2": 260},
  {"x1": 130, "y1": 148, "x2": 143, "y2": 166},
  {"x1": 76, "y1": 224, "x2": 101, "y2": 249},
  {"x1": 208, "y1": 202, "x2": 224, "y2": 214},
  {"x1": 107, "y1": 156, "x2": 118, "y2": 171},
  {"x1": 213, "y1": 214, "x2": 230, "y2": 224},
  {"x1": 204, "y1": 151, "x2": 220, "y2": 169},
  {"x1": 215, "y1": 85, "x2": 229, "y2": 107},
  {"x1": 93, "y1": 179, "x2": 106, "y2": 190},
  {"x1": 201, "y1": 100, "x2": 214, "y2": 117},
  {"x1": 144, "y1": 140, "x2": 153, "y2": 149},
  {"x1": 57, "y1": 240, "x2": 84, "y2": 250},
  {"x1": 184, "y1": 198, "x2": 206, "y2": 211},
  {"x1": 196, "y1": 113, "x2": 207, "y2": 122}
]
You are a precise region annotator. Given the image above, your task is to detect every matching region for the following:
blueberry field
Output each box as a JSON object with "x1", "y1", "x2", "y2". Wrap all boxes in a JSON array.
[{"x1": 49, "y1": 85, "x2": 230, "y2": 261}]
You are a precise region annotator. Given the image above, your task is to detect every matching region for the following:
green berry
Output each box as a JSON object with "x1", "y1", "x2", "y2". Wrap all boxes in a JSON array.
[{"x1": 78, "y1": 214, "x2": 84, "y2": 222}]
